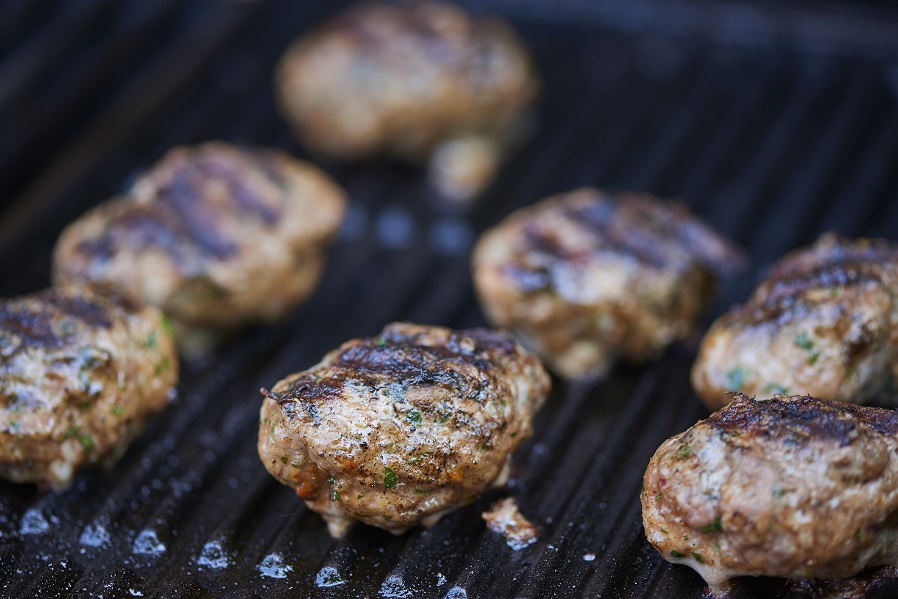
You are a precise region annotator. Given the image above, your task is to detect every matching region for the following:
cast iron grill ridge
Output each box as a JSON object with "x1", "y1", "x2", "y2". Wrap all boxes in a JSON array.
[{"x1": 1, "y1": 0, "x2": 898, "y2": 597}]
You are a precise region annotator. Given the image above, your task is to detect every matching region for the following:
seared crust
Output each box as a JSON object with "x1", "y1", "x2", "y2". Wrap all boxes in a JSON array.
[
  {"x1": 258, "y1": 322, "x2": 550, "y2": 537},
  {"x1": 691, "y1": 234, "x2": 898, "y2": 410},
  {"x1": 275, "y1": 1, "x2": 538, "y2": 200},
  {"x1": 0, "y1": 286, "x2": 178, "y2": 488},
  {"x1": 52, "y1": 142, "x2": 346, "y2": 355},
  {"x1": 472, "y1": 187, "x2": 743, "y2": 380},
  {"x1": 642, "y1": 394, "x2": 898, "y2": 591}
]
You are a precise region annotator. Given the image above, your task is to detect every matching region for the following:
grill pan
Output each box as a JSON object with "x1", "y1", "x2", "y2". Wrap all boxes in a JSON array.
[{"x1": 2, "y1": 1, "x2": 898, "y2": 597}]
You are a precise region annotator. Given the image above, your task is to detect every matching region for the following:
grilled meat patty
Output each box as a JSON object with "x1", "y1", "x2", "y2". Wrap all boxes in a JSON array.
[
  {"x1": 275, "y1": 1, "x2": 538, "y2": 201},
  {"x1": 258, "y1": 322, "x2": 550, "y2": 538},
  {"x1": 691, "y1": 234, "x2": 898, "y2": 410},
  {"x1": 0, "y1": 286, "x2": 178, "y2": 489},
  {"x1": 642, "y1": 394, "x2": 898, "y2": 596},
  {"x1": 52, "y1": 142, "x2": 346, "y2": 356},
  {"x1": 472, "y1": 188, "x2": 743, "y2": 381}
]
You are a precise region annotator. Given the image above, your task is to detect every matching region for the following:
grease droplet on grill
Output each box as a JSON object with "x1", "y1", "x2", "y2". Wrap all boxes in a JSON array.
[
  {"x1": 79, "y1": 522, "x2": 111, "y2": 549},
  {"x1": 315, "y1": 566, "x2": 346, "y2": 587},
  {"x1": 379, "y1": 574, "x2": 413, "y2": 597},
  {"x1": 196, "y1": 539, "x2": 231, "y2": 569},
  {"x1": 19, "y1": 508, "x2": 53, "y2": 535},
  {"x1": 257, "y1": 552, "x2": 292, "y2": 579},
  {"x1": 132, "y1": 529, "x2": 166, "y2": 556},
  {"x1": 375, "y1": 206, "x2": 417, "y2": 249}
]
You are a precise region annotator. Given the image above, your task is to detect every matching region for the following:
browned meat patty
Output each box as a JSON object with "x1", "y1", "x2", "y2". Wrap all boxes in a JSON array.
[
  {"x1": 472, "y1": 187, "x2": 743, "y2": 381},
  {"x1": 642, "y1": 394, "x2": 898, "y2": 597},
  {"x1": 0, "y1": 286, "x2": 178, "y2": 489},
  {"x1": 275, "y1": 1, "x2": 538, "y2": 201},
  {"x1": 691, "y1": 234, "x2": 898, "y2": 410},
  {"x1": 258, "y1": 322, "x2": 550, "y2": 538},
  {"x1": 52, "y1": 141, "x2": 346, "y2": 356}
]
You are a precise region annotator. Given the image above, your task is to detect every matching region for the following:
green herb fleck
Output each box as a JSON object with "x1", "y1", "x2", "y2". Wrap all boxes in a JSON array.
[
  {"x1": 415, "y1": 488, "x2": 427, "y2": 494},
  {"x1": 280, "y1": 456, "x2": 288, "y2": 464},
  {"x1": 327, "y1": 475, "x2": 336, "y2": 486},
  {"x1": 357, "y1": 494, "x2": 364, "y2": 499},
  {"x1": 677, "y1": 443, "x2": 692, "y2": 459},
  {"x1": 78, "y1": 370, "x2": 92, "y2": 392},
  {"x1": 670, "y1": 550, "x2": 684, "y2": 558},
  {"x1": 660, "y1": 528, "x2": 668, "y2": 534},
  {"x1": 595, "y1": 313, "x2": 612, "y2": 330},
  {"x1": 795, "y1": 333, "x2": 820, "y2": 365},
  {"x1": 65, "y1": 426, "x2": 94, "y2": 450},
  {"x1": 160, "y1": 315, "x2": 175, "y2": 338},
  {"x1": 500, "y1": 398, "x2": 507, "y2": 408},
  {"x1": 795, "y1": 332, "x2": 814, "y2": 350},
  {"x1": 10, "y1": 421, "x2": 20, "y2": 431},
  {"x1": 384, "y1": 466, "x2": 398, "y2": 490},
  {"x1": 376, "y1": 337, "x2": 387, "y2": 347},
  {"x1": 699, "y1": 516, "x2": 722, "y2": 533},
  {"x1": 58, "y1": 319, "x2": 76, "y2": 336},
  {"x1": 406, "y1": 409, "x2": 422, "y2": 425},
  {"x1": 655, "y1": 493, "x2": 663, "y2": 501},
  {"x1": 155, "y1": 356, "x2": 170, "y2": 375},
  {"x1": 772, "y1": 484, "x2": 787, "y2": 498},
  {"x1": 693, "y1": 553, "x2": 704, "y2": 563},
  {"x1": 726, "y1": 366, "x2": 748, "y2": 391},
  {"x1": 855, "y1": 529, "x2": 862, "y2": 541},
  {"x1": 331, "y1": 490, "x2": 341, "y2": 502},
  {"x1": 145, "y1": 330, "x2": 158, "y2": 349}
]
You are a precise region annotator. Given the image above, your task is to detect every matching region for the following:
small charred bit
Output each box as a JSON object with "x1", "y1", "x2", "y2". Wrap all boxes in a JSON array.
[
  {"x1": 472, "y1": 187, "x2": 743, "y2": 381},
  {"x1": 692, "y1": 233, "x2": 898, "y2": 410},
  {"x1": 275, "y1": 1, "x2": 539, "y2": 202},
  {"x1": 482, "y1": 497, "x2": 539, "y2": 550},
  {"x1": 0, "y1": 286, "x2": 178, "y2": 489},
  {"x1": 52, "y1": 141, "x2": 346, "y2": 357},
  {"x1": 642, "y1": 394, "x2": 898, "y2": 596},
  {"x1": 257, "y1": 322, "x2": 550, "y2": 537}
]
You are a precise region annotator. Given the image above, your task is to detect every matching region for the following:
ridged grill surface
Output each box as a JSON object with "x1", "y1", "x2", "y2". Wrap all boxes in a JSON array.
[{"x1": 1, "y1": 1, "x2": 898, "y2": 597}]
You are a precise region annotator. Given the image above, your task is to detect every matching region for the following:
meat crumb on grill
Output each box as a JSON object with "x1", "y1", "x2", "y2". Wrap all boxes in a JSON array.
[{"x1": 482, "y1": 497, "x2": 539, "y2": 550}]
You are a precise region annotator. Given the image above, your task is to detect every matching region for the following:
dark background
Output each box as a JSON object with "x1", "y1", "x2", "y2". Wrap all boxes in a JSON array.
[{"x1": 1, "y1": 1, "x2": 897, "y2": 597}]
